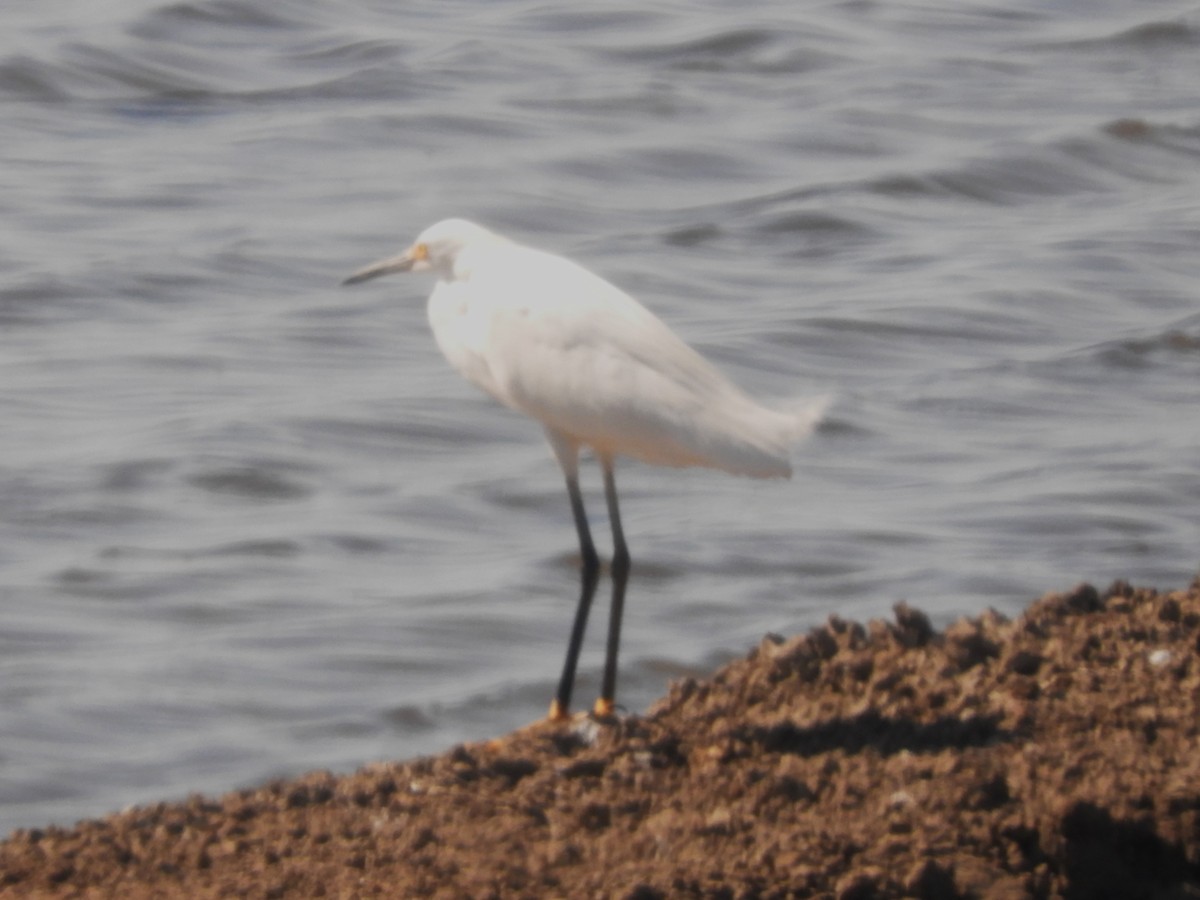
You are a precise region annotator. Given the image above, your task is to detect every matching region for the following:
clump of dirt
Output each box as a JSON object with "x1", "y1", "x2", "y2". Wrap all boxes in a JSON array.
[{"x1": 3, "y1": 576, "x2": 1200, "y2": 899}]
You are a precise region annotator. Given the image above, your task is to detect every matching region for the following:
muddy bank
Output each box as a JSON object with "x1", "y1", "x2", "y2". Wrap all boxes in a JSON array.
[{"x1": 3, "y1": 576, "x2": 1199, "y2": 898}]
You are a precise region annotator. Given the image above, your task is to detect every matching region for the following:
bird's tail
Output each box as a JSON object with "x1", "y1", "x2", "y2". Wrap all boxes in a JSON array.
[
  {"x1": 707, "y1": 393, "x2": 829, "y2": 479},
  {"x1": 783, "y1": 394, "x2": 832, "y2": 444}
]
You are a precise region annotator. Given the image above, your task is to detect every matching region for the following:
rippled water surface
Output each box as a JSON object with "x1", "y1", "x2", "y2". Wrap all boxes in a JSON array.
[{"x1": 2, "y1": 0, "x2": 1198, "y2": 834}]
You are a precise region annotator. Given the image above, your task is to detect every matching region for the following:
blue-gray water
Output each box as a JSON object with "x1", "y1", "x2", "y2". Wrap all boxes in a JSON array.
[{"x1": 2, "y1": 0, "x2": 1197, "y2": 836}]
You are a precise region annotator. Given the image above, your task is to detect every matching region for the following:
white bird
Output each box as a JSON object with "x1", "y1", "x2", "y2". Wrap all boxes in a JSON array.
[{"x1": 342, "y1": 219, "x2": 823, "y2": 721}]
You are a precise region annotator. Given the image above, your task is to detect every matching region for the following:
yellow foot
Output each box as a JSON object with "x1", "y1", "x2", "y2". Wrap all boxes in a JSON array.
[
  {"x1": 592, "y1": 697, "x2": 616, "y2": 719},
  {"x1": 547, "y1": 699, "x2": 571, "y2": 722}
]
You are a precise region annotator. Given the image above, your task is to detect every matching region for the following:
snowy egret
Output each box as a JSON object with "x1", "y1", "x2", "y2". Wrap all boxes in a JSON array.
[{"x1": 342, "y1": 219, "x2": 823, "y2": 721}]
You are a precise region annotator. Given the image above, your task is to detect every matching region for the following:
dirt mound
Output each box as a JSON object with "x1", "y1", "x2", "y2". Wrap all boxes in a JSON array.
[{"x1": 3, "y1": 577, "x2": 1200, "y2": 898}]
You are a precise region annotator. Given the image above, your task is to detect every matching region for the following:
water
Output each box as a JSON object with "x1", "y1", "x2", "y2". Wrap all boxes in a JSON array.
[{"x1": 1, "y1": 0, "x2": 1197, "y2": 836}]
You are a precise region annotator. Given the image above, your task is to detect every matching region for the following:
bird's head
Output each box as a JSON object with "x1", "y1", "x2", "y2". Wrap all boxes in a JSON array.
[{"x1": 341, "y1": 218, "x2": 503, "y2": 285}]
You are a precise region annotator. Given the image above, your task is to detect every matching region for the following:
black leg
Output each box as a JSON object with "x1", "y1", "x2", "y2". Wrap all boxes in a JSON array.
[
  {"x1": 595, "y1": 460, "x2": 630, "y2": 718},
  {"x1": 549, "y1": 473, "x2": 601, "y2": 721}
]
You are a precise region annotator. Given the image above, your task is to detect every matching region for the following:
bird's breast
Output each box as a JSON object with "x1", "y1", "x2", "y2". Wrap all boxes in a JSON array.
[{"x1": 426, "y1": 280, "x2": 507, "y2": 403}]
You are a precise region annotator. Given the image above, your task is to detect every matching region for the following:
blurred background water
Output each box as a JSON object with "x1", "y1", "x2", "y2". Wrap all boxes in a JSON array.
[{"x1": 1, "y1": 0, "x2": 1197, "y2": 836}]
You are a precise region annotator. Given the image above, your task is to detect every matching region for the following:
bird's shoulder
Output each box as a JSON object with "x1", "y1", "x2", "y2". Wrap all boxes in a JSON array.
[
  {"x1": 473, "y1": 249, "x2": 732, "y2": 401},
  {"x1": 465, "y1": 245, "x2": 634, "y2": 314}
]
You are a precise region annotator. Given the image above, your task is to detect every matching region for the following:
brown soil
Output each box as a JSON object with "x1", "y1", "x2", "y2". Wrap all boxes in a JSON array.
[{"x1": 3, "y1": 577, "x2": 1200, "y2": 899}]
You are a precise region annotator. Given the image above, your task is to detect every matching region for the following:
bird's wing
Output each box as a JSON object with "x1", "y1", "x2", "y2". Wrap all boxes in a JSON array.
[{"x1": 479, "y1": 248, "x2": 793, "y2": 474}]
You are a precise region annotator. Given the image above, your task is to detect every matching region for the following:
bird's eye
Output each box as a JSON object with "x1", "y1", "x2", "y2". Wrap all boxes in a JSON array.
[{"x1": 413, "y1": 243, "x2": 430, "y2": 261}]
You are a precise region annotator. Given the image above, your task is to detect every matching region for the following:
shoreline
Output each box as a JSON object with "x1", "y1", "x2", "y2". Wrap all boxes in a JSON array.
[{"x1": 3, "y1": 575, "x2": 1199, "y2": 898}]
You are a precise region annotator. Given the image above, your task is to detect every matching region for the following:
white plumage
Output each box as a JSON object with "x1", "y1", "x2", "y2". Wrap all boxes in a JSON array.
[{"x1": 343, "y1": 218, "x2": 823, "y2": 720}]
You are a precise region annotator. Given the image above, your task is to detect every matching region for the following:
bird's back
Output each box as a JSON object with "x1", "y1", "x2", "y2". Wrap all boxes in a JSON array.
[{"x1": 432, "y1": 241, "x2": 807, "y2": 479}]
